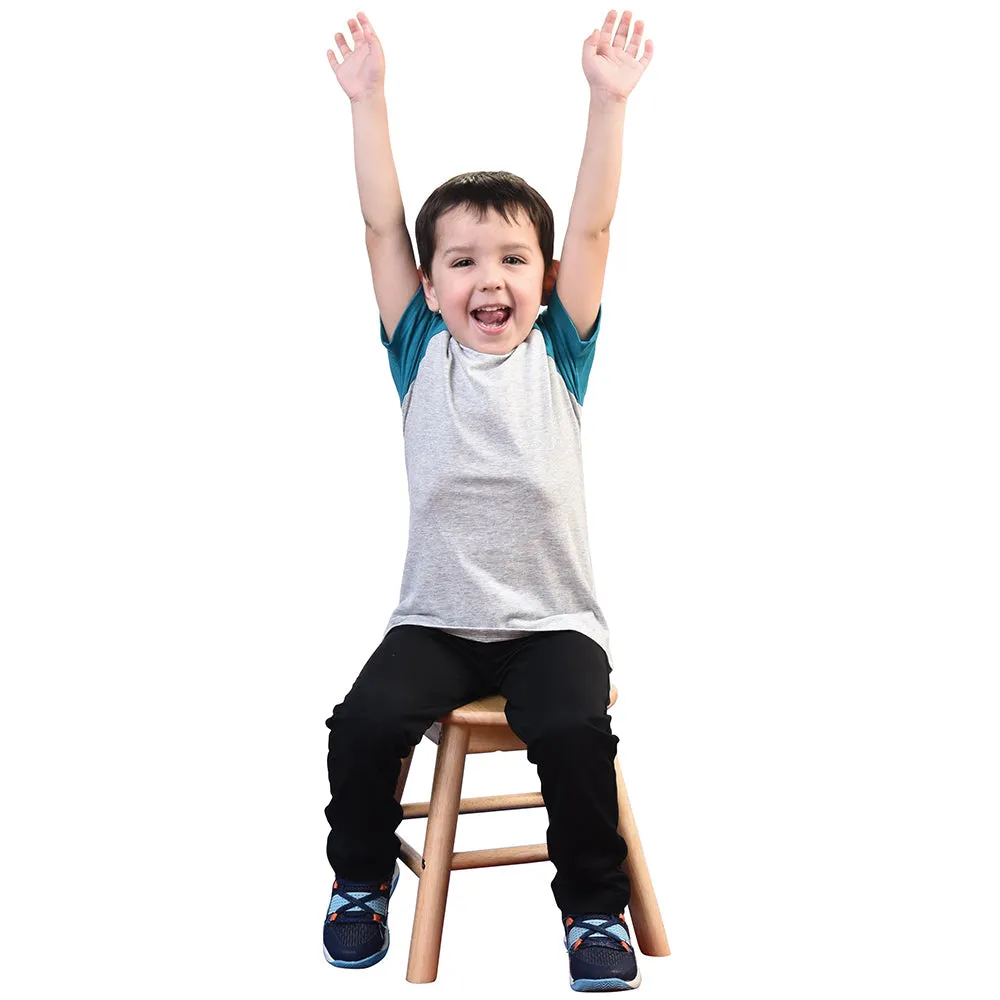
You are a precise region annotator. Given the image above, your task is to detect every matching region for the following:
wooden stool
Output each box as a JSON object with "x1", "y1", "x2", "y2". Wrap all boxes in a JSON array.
[{"x1": 392, "y1": 683, "x2": 670, "y2": 983}]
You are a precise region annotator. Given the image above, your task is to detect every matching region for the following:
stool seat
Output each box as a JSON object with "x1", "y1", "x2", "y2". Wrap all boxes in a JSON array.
[
  {"x1": 424, "y1": 685, "x2": 620, "y2": 753},
  {"x1": 393, "y1": 681, "x2": 669, "y2": 984},
  {"x1": 438, "y1": 683, "x2": 619, "y2": 726}
]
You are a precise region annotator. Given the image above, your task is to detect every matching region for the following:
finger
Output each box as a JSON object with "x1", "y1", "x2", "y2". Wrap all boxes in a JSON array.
[
  {"x1": 625, "y1": 18, "x2": 643, "y2": 59},
  {"x1": 638, "y1": 38, "x2": 653, "y2": 70},
  {"x1": 613, "y1": 10, "x2": 632, "y2": 49},
  {"x1": 347, "y1": 17, "x2": 363, "y2": 42},
  {"x1": 358, "y1": 10, "x2": 380, "y2": 52},
  {"x1": 599, "y1": 10, "x2": 617, "y2": 49},
  {"x1": 333, "y1": 31, "x2": 352, "y2": 59},
  {"x1": 333, "y1": 31, "x2": 354, "y2": 59}
]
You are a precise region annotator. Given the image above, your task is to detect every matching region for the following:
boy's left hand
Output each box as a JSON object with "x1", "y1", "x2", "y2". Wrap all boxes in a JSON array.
[{"x1": 583, "y1": 10, "x2": 653, "y2": 100}]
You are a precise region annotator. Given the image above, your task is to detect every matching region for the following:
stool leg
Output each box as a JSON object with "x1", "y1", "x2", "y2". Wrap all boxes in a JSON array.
[
  {"x1": 615, "y1": 756, "x2": 671, "y2": 956},
  {"x1": 406, "y1": 722, "x2": 470, "y2": 983},
  {"x1": 394, "y1": 746, "x2": 415, "y2": 804}
]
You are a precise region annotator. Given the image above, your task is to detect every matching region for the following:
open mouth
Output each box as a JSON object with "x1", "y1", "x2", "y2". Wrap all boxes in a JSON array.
[{"x1": 471, "y1": 306, "x2": 512, "y2": 334}]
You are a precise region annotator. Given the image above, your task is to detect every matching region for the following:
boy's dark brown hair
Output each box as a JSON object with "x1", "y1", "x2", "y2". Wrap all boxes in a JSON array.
[{"x1": 414, "y1": 170, "x2": 555, "y2": 284}]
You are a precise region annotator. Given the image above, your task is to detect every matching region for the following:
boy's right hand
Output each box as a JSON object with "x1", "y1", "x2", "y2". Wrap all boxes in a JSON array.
[{"x1": 327, "y1": 11, "x2": 385, "y2": 103}]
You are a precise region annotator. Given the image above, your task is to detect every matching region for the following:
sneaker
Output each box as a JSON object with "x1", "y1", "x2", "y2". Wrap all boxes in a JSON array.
[
  {"x1": 323, "y1": 860, "x2": 400, "y2": 969},
  {"x1": 563, "y1": 912, "x2": 641, "y2": 991}
]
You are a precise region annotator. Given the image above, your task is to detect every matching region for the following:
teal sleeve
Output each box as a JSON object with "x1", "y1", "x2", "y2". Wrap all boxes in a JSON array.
[
  {"x1": 534, "y1": 285, "x2": 602, "y2": 406},
  {"x1": 380, "y1": 285, "x2": 447, "y2": 406}
]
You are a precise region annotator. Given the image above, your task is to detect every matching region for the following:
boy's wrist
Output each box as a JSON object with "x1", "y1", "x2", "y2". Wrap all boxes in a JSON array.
[
  {"x1": 350, "y1": 87, "x2": 386, "y2": 108},
  {"x1": 589, "y1": 87, "x2": 628, "y2": 108}
]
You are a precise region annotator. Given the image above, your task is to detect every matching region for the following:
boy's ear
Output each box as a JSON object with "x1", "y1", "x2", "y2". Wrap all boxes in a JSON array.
[
  {"x1": 418, "y1": 266, "x2": 440, "y2": 313},
  {"x1": 541, "y1": 258, "x2": 560, "y2": 306}
]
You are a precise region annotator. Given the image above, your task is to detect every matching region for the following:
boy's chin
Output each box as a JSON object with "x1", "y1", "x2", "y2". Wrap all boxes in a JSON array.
[{"x1": 455, "y1": 323, "x2": 527, "y2": 354}]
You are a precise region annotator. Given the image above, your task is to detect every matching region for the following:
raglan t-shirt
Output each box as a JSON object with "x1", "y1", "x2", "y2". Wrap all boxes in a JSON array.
[{"x1": 379, "y1": 284, "x2": 614, "y2": 670}]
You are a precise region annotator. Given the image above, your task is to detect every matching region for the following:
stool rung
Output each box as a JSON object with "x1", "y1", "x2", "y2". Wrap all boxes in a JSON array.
[
  {"x1": 451, "y1": 844, "x2": 548, "y2": 869},
  {"x1": 398, "y1": 835, "x2": 424, "y2": 877},
  {"x1": 401, "y1": 791, "x2": 543, "y2": 820},
  {"x1": 397, "y1": 836, "x2": 549, "y2": 876}
]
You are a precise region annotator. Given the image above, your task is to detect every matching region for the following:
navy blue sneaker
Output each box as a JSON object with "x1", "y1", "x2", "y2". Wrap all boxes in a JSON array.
[
  {"x1": 563, "y1": 912, "x2": 641, "y2": 991},
  {"x1": 323, "y1": 860, "x2": 400, "y2": 969}
]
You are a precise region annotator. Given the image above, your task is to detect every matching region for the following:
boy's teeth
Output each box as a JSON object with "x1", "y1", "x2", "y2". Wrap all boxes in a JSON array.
[{"x1": 474, "y1": 307, "x2": 510, "y2": 320}]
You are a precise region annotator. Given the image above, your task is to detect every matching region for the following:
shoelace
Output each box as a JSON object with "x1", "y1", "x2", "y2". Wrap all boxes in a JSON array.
[
  {"x1": 564, "y1": 913, "x2": 632, "y2": 953},
  {"x1": 327, "y1": 873, "x2": 391, "y2": 924}
]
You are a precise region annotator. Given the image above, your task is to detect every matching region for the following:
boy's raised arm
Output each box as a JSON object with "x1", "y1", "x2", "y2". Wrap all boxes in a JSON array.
[
  {"x1": 328, "y1": 12, "x2": 421, "y2": 342},
  {"x1": 556, "y1": 10, "x2": 653, "y2": 341}
]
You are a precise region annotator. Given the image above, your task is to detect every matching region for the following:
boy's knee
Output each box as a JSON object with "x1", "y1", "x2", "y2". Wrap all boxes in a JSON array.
[
  {"x1": 326, "y1": 688, "x2": 386, "y2": 729},
  {"x1": 519, "y1": 714, "x2": 618, "y2": 755},
  {"x1": 327, "y1": 701, "x2": 424, "y2": 756}
]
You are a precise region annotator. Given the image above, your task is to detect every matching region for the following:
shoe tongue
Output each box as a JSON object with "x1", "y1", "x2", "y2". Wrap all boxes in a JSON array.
[
  {"x1": 342, "y1": 891, "x2": 368, "y2": 913},
  {"x1": 329, "y1": 888, "x2": 389, "y2": 918},
  {"x1": 566, "y1": 916, "x2": 630, "y2": 948}
]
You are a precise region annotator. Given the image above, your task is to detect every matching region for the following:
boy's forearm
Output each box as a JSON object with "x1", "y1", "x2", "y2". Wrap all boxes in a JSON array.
[
  {"x1": 349, "y1": 91, "x2": 406, "y2": 235},
  {"x1": 566, "y1": 92, "x2": 628, "y2": 235}
]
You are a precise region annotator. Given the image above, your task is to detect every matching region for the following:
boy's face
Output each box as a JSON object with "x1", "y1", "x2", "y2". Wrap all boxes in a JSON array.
[{"x1": 420, "y1": 205, "x2": 549, "y2": 355}]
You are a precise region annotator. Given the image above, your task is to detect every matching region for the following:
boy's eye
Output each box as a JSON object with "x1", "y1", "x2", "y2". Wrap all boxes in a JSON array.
[{"x1": 451, "y1": 256, "x2": 525, "y2": 267}]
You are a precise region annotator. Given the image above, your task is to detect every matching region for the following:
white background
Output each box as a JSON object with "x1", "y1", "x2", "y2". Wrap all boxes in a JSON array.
[{"x1": 2, "y1": 1, "x2": 998, "y2": 997}]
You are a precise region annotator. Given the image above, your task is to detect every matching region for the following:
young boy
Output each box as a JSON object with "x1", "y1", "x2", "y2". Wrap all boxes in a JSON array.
[{"x1": 324, "y1": 9, "x2": 653, "y2": 992}]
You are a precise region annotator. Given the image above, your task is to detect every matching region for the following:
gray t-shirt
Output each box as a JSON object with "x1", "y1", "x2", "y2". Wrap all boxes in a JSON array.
[{"x1": 379, "y1": 284, "x2": 613, "y2": 669}]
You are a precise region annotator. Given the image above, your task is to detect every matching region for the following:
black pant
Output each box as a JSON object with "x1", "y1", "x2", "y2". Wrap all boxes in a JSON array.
[{"x1": 324, "y1": 625, "x2": 629, "y2": 916}]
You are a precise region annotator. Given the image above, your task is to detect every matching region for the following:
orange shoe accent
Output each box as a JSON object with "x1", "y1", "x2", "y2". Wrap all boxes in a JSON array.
[
  {"x1": 619, "y1": 913, "x2": 625, "y2": 921},
  {"x1": 573, "y1": 940, "x2": 582, "y2": 951},
  {"x1": 566, "y1": 917, "x2": 574, "y2": 926},
  {"x1": 622, "y1": 942, "x2": 630, "y2": 952},
  {"x1": 380, "y1": 882, "x2": 387, "y2": 890},
  {"x1": 328, "y1": 913, "x2": 337, "y2": 921},
  {"x1": 333, "y1": 881, "x2": 338, "y2": 889},
  {"x1": 373, "y1": 913, "x2": 381, "y2": 922}
]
